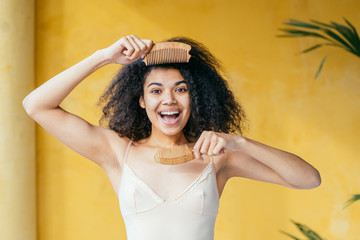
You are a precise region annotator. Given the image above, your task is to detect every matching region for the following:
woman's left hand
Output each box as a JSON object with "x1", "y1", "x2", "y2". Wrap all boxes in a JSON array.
[{"x1": 193, "y1": 131, "x2": 243, "y2": 161}]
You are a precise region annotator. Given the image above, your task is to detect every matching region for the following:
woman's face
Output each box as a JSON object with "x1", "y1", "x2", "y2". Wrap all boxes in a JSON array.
[{"x1": 139, "y1": 68, "x2": 191, "y2": 137}]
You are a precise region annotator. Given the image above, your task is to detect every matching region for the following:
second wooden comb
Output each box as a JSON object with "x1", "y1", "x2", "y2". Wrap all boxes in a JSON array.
[
  {"x1": 154, "y1": 144, "x2": 195, "y2": 165},
  {"x1": 143, "y1": 42, "x2": 191, "y2": 66}
]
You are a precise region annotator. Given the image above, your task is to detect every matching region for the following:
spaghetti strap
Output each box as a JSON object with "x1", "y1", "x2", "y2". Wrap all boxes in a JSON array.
[{"x1": 123, "y1": 140, "x2": 133, "y2": 164}]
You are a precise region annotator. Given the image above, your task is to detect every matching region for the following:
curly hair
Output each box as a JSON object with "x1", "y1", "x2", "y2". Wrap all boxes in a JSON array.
[{"x1": 99, "y1": 37, "x2": 247, "y2": 141}]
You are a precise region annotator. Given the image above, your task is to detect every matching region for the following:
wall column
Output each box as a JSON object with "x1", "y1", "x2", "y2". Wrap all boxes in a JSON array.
[{"x1": 0, "y1": 0, "x2": 36, "y2": 239}]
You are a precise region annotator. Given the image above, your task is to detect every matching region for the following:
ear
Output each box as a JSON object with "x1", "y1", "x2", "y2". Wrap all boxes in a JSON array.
[{"x1": 139, "y1": 96, "x2": 145, "y2": 109}]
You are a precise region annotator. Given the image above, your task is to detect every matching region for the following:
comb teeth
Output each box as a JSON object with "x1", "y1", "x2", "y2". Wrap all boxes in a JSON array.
[
  {"x1": 154, "y1": 144, "x2": 195, "y2": 165},
  {"x1": 143, "y1": 42, "x2": 191, "y2": 66}
]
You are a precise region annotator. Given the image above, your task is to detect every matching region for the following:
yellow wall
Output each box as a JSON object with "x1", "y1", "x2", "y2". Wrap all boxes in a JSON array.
[
  {"x1": 0, "y1": 0, "x2": 36, "y2": 239},
  {"x1": 34, "y1": 0, "x2": 360, "y2": 239}
]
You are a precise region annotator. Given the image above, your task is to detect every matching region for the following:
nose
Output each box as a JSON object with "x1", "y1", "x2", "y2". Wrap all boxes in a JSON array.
[{"x1": 162, "y1": 91, "x2": 177, "y2": 105}]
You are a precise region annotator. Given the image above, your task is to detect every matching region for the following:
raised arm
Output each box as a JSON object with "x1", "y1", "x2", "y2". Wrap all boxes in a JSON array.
[
  {"x1": 193, "y1": 131, "x2": 321, "y2": 189},
  {"x1": 23, "y1": 35, "x2": 152, "y2": 168}
]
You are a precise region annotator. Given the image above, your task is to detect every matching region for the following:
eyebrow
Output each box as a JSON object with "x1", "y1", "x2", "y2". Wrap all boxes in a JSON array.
[{"x1": 147, "y1": 80, "x2": 187, "y2": 88}]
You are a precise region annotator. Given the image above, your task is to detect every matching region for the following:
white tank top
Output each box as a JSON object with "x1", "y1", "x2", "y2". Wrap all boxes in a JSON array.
[{"x1": 118, "y1": 141, "x2": 219, "y2": 240}]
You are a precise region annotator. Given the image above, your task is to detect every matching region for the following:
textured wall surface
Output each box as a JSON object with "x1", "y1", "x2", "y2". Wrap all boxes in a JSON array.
[
  {"x1": 0, "y1": 0, "x2": 36, "y2": 239},
  {"x1": 34, "y1": 0, "x2": 360, "y2": 239}
]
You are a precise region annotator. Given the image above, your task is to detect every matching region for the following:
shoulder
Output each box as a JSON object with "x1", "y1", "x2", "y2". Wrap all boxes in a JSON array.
[
  {"x1": 213, "y1": 149, "x2": 250, "y2": 181},
  {"x1": 97, "y1": 127, "x2": 132, "y2": 169}
]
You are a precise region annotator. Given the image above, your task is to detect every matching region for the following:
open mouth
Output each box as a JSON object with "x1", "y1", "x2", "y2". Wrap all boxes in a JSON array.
[{"x1": 159, "y1": 110, "x2": 181, "y2": 123}]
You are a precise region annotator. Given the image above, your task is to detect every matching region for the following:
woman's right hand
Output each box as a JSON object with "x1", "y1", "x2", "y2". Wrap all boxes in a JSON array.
[
  {"x1": 101, "y1": 35, "x2": 153, "y2": 65},
  {"x1": 23, "y1": 35, "x2": 152, "y2": 171}
]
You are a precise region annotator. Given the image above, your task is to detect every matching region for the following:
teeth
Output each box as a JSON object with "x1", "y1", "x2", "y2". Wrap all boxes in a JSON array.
[{"x1": 161, "y1": 111, "x2": 179, "y2": 115}]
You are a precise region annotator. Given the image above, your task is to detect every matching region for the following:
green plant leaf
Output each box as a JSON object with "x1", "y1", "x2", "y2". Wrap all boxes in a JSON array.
[
  {"x1": 291, "y1": 220, "x2": 323, "y2": 240},
  {"x1": 278, "y1": 18, "x2": 360, "y2": 78},
  {"x1": 279, "y1": 230, "x2": 302, "y2": 240},
  {"x1": 330, "y1": 22, "x2": 360, "y2": 55},
  {"x1": 300, "y1": 44, "x2": 324, "y2": 54},
  {"x1": 344, "y1": 18, "x2": 360, "y2": 39},
  {"x1": 315, "y1": 55, "x2": 328, "y2": 80},
  {"x1": 344, "y1": 194, "x2": 360, "y2": 208},
  {"x1": 284, "y1": 19, "x2": 322, "y2": 30},
  {"x1": 344, "y1": 18, "x2": 360, "y2": 51},
  {"x1": 310, "y1": 19, "x2": 334, "y2": 28},
  {"x1": 321, "y1": 28, "x2": 353, "y2": 51},
  {"x1": 279, "y1": 28, "x2": 329, "y2": 39},
  {"x1": 277, "y1": 34, "x2": 305, "y2": 38},
  {"x1": 308, "y1": 18, "x2": 360, "y2": 55}
]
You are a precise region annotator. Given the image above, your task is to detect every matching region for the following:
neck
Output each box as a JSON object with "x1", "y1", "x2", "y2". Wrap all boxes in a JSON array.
[{"x1": 146, "y1": 129, "x2": 189, "y2": 147}]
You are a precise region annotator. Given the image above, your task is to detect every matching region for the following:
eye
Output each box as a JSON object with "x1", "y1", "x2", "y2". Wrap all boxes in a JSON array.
[
  {"x1": 151, "y1": 89, "x2": 162, "y2": 94},
  {"x1": 175, "y1": 87, "x2": 188, "y2": 93}
]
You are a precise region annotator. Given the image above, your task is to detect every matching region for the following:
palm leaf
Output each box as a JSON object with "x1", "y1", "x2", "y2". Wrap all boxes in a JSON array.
[
  {"x1": 310, "y1": 19, "x2": 360, "y2": 53},
  {"x1": 310, "y1": 19, "x2": 334, "y2": 28},
  {"x1": 291, "y1": 220, "x2": 323, "y2": 240},
  {"x1": 277, "y1": 34, "x2": 306, "y2": 38},
  {"x1": 330, "y1": 22, "x2": 360, "y2": 55},
  {"x1": 315, "y1": 55, "x2": 328, "y2": 80},
  {"x1": 300, "y1": 44, "x2": 324, "y2": 54},
  {"x1": 344, "y1": 194, "x2": 360, "y2": 208},
  {"x1": 280, "y1": 230, "x2": 302, "y2": 240},
  {"x1": 344, "y1": 18, "x2": 360, "y2": 41},
  {"x1": 321, "y1": 28, "x2": 354, "y2": 52},
  {"x1": 278, "y1": 18, "x2": 360, "y2": 79},
  {"x1": 280, "y1": 18, "x2": 360, "y2": 51},
  {"x1": 301, "y1": 43, "x2": 343, "y2": 54},
  {"x1": 284, "y1": 19, "x2": 322, "y2": 30},
  {"x1": 278, "y1": 29, "x2": 329, "y2": 39}
]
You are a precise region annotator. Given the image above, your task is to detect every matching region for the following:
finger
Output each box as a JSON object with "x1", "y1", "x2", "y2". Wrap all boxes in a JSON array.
[
  {"x1": 200, "y1": 136, "x2": 211, "y2": 155},
  {"x1": 112, "y1": 38, "x2": 127, "y2": 52},
  {"x1": 193, "y1": 139, "x2": 202, "y2": 161},
  {"x1": 193, "y1": 132, "x2": 204, "y2": 154},
  {"x1": 207, "y1": 135, "x2": 218, "y2": 156},
  {"x1": 193, "y1": 149, "x2": 204, "y2": 162},
  {"x1": 213, "y1": 138, "x2": 226, "y2": 155},
  {"x1": 131, "y1": 35, "x2": 148, "y2": 55},
  {"x1": 141, "y1": 39, "x2": 154, "y2": 58},
  {"x1": 142, "y1": 39, "x2": 153, "y2": 51},
  {"x1": 121, "y1": 37, "x2": 135, "y2": 57},
  {"x1": 126, "y1": 35, "x2": 141, "y2": 60},
  {"x1": 193, "y1": 132, "x2": 206, "y2": 161}
]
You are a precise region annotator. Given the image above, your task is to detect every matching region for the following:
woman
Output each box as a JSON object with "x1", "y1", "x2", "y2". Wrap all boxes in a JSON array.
[{"x1": 23, "y1": 35, "x2": 321, "y2": 240}]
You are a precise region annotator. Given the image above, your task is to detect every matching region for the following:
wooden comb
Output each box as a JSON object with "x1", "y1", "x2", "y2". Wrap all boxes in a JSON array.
[
  {"x1": 154, "y1": 144, "x2": 195, "y2": 165},
  {"x1": 143, "y1": 42, "x2": 191, "y2": 66}
]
